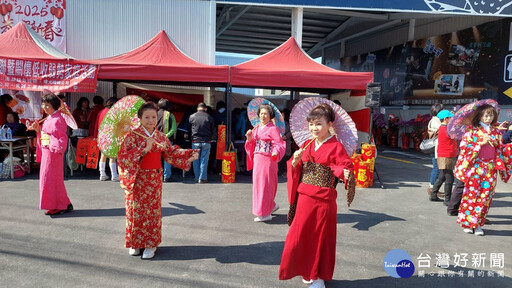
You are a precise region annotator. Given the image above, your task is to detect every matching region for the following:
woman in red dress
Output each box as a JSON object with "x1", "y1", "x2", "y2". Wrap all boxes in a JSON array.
[
  {"x1": 118, "y1": 102, "x2": 198, "y2": 259},
  {"x1": 279, "y1": 104, "x2": 354, "y2": 288}
]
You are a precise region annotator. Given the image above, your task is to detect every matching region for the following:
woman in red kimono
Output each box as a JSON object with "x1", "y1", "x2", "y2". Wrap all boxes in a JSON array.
[
  {"x1": 245, "y1": 104, "x2": 285, "y2": 222},
  {"x1": 454, "y1": 104, "x2": 511, "y2": 236},
  {"x1": 30, "y1": 93, "x2": 73, "y2": 215},
  {"x1": 279, "y1": 103, "x2": 353, "y2": 288},
  {"x1": 118, "y1": 102, "x2": 198, "y2": 259}
]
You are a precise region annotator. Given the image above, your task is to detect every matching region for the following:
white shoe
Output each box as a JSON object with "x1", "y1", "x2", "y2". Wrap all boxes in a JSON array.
[
  {"x1": 100, "y1": 175, "x2": 109, "y2": 181},
  {"x1": 142, "y1": 247, "x2": 157, "y2": 259},
  {"x1": 302, "y1": 278, "x2": 313, "y2": 284},
  {"x1": 309, "y1": 279, "x2": 325, "y2": 288},
  {"x1": 463, "y1": 228, "x2": 474, "y2": 234},
  {"x1": 254, "y1": 215, "x2": 272, "y2": 222},
  {"x1": 128, "y1": 248, "x2": 140, "y2": 256},
  {"x1": 272, "y1": 203, "x2": 279, "y2": 214},
  {"x1": 112, "y1": 176, "x2": 120, "y2": 182},
  {"x1": 474, "y1": 226, "x2": 484, "y2": 236}
]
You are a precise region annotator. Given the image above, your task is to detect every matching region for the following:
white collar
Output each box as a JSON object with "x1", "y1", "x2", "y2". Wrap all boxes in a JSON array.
[
  {"x1": 142, "y1": 126, "x2": 155, "y2": 137},
  {"x1": 314, "y1": 135, "x2": 334, "y2": 151},
  {"x1": 480, "y1": 122, "x2": 490, "y2": 132}
]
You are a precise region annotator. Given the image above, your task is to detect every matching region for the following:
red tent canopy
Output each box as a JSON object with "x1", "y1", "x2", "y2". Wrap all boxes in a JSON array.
[
  {"x1": 0, "y1": 22, "x2": 98, "y2": 93},
  {"x1": 91, "y1": 31, "x2": 229, "y2": 85},
  {"x1": 0, "y1": 22, "x2": 74, "y2": 60},
  {"x1": 230, "y1": 37, "x2": 373, "y2": 90}
]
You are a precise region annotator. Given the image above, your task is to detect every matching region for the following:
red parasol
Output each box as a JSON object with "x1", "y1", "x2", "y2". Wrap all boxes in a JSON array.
[
  {"x1": 290, "y1": 97, "x2": 358, "y2": 156},
  {"x1": 447, "y1": 99, "x2": 500, "y2": 139}
]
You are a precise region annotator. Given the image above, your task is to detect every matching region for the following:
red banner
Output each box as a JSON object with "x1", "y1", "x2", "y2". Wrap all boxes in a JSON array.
[
  {"x1": 0, "y1": 57, "x2": 98, "y2": 92},
  {"x1": 216, "y1": 125, "x2": 226, "y2": 160}
]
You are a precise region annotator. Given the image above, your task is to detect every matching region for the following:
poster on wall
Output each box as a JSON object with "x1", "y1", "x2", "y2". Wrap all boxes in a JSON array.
[
  {"x1": 340, "y1": 20, "x2": 508, "y2": 106},
  {"x1": 434, "y1": 74, "x2": 464, "y2": 95},
  {"x1": 0, "y1": 89, "x2": 42, "y2": 121},
  {"x1": 0, "y1": 0, "x2": 66, "y2": 52}
]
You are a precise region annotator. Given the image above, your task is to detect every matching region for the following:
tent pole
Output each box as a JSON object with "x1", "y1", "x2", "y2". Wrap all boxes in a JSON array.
[{"x1": 113, "y1": 82, "x2": 118, "y2": 98}]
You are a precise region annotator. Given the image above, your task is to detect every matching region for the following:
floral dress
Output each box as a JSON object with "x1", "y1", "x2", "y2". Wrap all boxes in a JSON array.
[
  {"x1": 454, "y1": 126, "x2": 512, "y2": 229},
  {"x1": 118, "y1": 126, "x2": 195, "y2": 249}
]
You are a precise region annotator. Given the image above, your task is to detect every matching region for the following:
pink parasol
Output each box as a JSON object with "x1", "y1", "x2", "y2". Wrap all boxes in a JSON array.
[
  {"x1": 98, "y1": 95, "x2": 144, "y2": 158},
  {"x1": 58, "y1": 100, "x2": 78, "y2": 130},
  {"x1": 290, "y1": 97, "x2": 358, "y2": 156},
  {"x1": 247, "y1": 97, "x2": 286, "y2": 135},
  {"x1": 447, "y1": 99, "x2": 500, "y2": 139}
]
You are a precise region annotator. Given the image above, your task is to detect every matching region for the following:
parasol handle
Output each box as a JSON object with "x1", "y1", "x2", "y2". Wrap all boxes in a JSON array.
[
  {"x1": 303, "y1": 138, "x2": 315, "y2": 150},
  {"x1": 132, "y1": 130, "x2": 166, "y2": 148}
]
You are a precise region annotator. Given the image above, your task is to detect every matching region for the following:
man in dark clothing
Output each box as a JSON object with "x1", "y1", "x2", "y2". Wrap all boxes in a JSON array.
[{"x1": 188, "y1": 103, "x2": 214, "y2": 183}]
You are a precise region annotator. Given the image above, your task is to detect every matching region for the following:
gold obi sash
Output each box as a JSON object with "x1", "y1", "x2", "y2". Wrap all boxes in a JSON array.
[
  {"x1": 41, "y1": 132, "x2": 50, "y2": 147},
  {"x1": 301, "y1": 162, "x2": 338, "y2": 189}
]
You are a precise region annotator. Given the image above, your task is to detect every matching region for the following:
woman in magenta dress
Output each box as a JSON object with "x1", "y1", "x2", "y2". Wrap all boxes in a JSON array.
[
  {"x1": 280, "y1": 103, "x2": 354, "y2": 288},
  {"x1": 30, "y1": 93, "x2": 73, "y2": 215},
  {"x1": 245, "y1": 104, "x2": 285, "y2": 222},
  {"x1": 118, "y1": 102, "x2": 198, "y2": 259}
]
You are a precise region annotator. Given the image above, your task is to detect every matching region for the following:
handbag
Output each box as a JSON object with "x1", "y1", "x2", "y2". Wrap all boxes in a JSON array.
[{"x1": 420, "y1": 136, "x2": 436, "y2": 154}]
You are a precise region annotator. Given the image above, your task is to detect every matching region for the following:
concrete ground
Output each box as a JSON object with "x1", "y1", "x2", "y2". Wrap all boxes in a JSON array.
[{"x1": 0, "y1": 147, "x2": 511, "y2": 288}]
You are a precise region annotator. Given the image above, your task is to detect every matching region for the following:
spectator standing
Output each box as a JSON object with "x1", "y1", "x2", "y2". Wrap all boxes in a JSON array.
[
  {"x1": 188, "y1": 103, "x2": 215, "y2": 183},
  {"x1": 426, "y1": 103, "x2": 444, "y2": 197},
  {"x1": 157, "y1": 99, "x2": 177, "y2": 182},
  {"x1": 87, "y1": 96, "x2": 104, "y2": 138},
  {"x1": 97, "y1": 97, "x2": 119, "y2": 181},
  {"x1": 72, "y1": 97, "x2": 90, "y2": 137},
  {"x1": 429, "y1": 110, "x2": 457, "y2": 204}
]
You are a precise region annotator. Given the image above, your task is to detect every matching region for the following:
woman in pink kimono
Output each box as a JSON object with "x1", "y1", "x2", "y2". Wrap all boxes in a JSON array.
[
  {"x1": 245, "y1": 104, "x2": 285, "y2": 222},
  {"x1": 30, "y1": 93, "x2": 72, "y2": 215}
]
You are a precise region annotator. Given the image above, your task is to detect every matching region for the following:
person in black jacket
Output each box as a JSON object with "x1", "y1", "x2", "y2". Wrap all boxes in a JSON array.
[{"x1": 188, "y1": 103, "x2": 215, "y2": 183}]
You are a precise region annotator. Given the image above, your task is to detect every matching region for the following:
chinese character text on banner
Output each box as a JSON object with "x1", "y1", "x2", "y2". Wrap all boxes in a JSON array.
[{"x1": 0, "y1": 0, "x2": 66, "y2": 52}]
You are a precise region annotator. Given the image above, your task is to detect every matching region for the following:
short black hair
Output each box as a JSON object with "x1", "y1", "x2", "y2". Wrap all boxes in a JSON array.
[
  {"x1": 257, "y1": 104, "x2": 275, "y2": 119},
  {"x1": 306, "y1": 103, "x2": 335, "y2": 123},
  {"x1": 138, "y1": 102, "x2": 159, "y2": 118},
  {"x1": 216, "y1": 100, "x2": 226, "y2": 110},
  {"x1": 197, "y1": 102, "x2": 207, "y2": 109},
  {"x1": 93, "y1": 96, "x2": 104, "y2": 105},
  {"x1": 42, "y1": 93, "x2": 61, "y2": 110},
  {"x1": 6, "y1": 111, "x2": 19, "y2": 123},
  {"x1": 0, "y1": 94, "x2": 13, "y2": 106},
  {"x1": 105, "y1": 97, "x2": 118, "y2": 108},
  {"x1": 158, "y1": 98, "x2": 171, "y2": 111},
  {"x1": 76, "y1": 97, "x2": 90, "y2": 109}
]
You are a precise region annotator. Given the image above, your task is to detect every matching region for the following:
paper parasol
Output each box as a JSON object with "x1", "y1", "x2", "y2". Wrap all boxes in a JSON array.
[
  {"x1": 290, "y1": 97, "x2": 358, "y2": 156},
  {"x1": 247, "y1": 97, "x2": 286, "y2": 135},
  {"x1": 98, "y1": 95, "x2": 144, "y2": 158},
  {"x1": 58, "y1": 101, "x2": 78, "y2": 130},
  {"x1": 447, "y1": 99, "x2": 500, "y2": 139}
]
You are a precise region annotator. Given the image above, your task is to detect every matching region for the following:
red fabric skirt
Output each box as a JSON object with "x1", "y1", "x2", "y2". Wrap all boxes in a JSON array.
[{"x1": 279, "y1": 193, "x2": 337, "y2": 281}]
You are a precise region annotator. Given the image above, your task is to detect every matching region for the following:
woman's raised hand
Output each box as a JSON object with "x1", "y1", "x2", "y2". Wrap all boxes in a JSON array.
[
  {"x1": 245, "y1": 129, "x2": 253, "y2": 142},
  {"x1": 291, "y1": 149, "x2": 304, "y2": 168}
]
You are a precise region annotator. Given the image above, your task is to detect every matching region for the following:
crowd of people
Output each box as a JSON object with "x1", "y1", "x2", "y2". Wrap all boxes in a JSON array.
[{"x1": 4, "y1": 91, "x2": 511, "y2": 288}]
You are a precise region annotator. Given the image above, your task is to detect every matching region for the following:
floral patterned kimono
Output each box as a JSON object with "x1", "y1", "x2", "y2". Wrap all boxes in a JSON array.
[
  {"x1": 118, "y1": 126, "x2": 194, "y2": 249},
  {"x1": 454, "y1": 125, "x2": 512, "y2": 229}
]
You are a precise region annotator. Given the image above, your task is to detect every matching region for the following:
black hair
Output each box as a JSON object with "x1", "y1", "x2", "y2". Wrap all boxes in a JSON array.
[
  {"x1": 93, "y1": 96, "x2": 104, "y2": 105},
  {"x1": 431, "y1": 103, "x2": 444, "y2": 116},
  {"x1": 306, "y1": 103, "x2": 335, "y2": 123},
  {"x1": 216, "y1": 100, "x2": 226, "y2": 110},
  {"x1": 197, "y1": 102, "x2": 207, "y2": 109},
  {"x1": 158, "y1": 98, "x2": 171, "y2": 111},
  {"x1": 6, "y1": 111, "x2": 19, "y2": 123},
  {"x1": 471, "y1": 104, "x2": 498, "y2": 127},
  {"x1": 105, "y1": 97, "x2": 118, "y2": 109},
  {"x1": 138, "y1": 102, "x2": 159, "y2": 118},
  {"x1": 0, "y1": 94, "x2": 13, "y2": 106},
  {"x1": 76, "y1": 97, "x2": 90, "y2": 109},
  {"x1": 42, "y1": 93, "x2": 61, "y2": 110},
  {"x1": 257, "y1": 104, "x2": 275, "y2": 119}
]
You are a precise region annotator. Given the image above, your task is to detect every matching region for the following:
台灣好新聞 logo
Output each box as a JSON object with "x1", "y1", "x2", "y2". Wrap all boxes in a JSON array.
[{"x1": 383, "y1": 249, "x2": 415, "y2": 278}]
